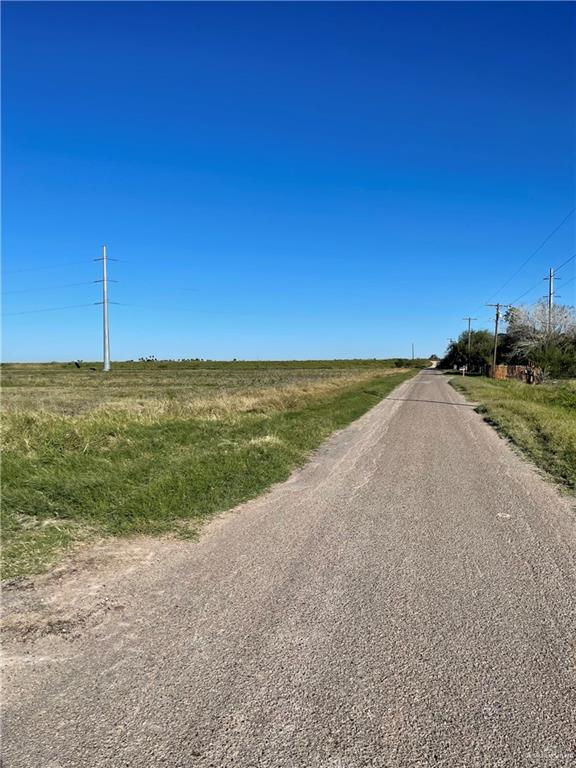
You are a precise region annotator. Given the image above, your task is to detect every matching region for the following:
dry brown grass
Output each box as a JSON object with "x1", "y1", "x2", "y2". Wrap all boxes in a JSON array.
[
  {"x1": 2, "y1": 362, "x2": 417, "y2": 578},
  {"x1": 2, "y1": 368, "x2": 407, "y2": 450}
]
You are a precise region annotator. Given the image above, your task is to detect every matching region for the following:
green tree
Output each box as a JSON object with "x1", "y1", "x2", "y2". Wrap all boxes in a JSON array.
[{"x1": 441, "y1": 329, "x2": 493, "y2": 371}]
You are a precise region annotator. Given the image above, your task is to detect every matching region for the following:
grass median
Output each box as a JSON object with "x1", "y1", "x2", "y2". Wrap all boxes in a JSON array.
[
  {"x1": 2, "y1": 362, "x2": 416, "y2": 578},
  {"x1": 450, "y1": 376, "x2": 576, "y2": 492}
]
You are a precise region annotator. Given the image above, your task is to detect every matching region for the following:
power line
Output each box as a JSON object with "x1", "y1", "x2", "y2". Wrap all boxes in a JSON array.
[
  {"x1": 2, "y1": 260, "x2": 94, "y2": 275},
  {"x1": 554, "y1": 253, "x2": 575, "y2": 273},
  {"x1": 5, "y1": 300, "x2": 202, "y2": 318},
  {"x1": 2, "y1": 259, "x2": 127, "y2": 275},
  {"x1": 117, "y1": 303, "x2": 196, "y2": 312},
  {"x1": 2, "y1": 303, "x2": 99, "y2": 317},
  {"x1": 2, "y1": 281, "x2": 98, "y2": 295},
  {"x1": 509, "y1": 278, "x2": 545, "y2": 306},
  {"x1": 486, "y1": 207, "x2": 575, "y2": 302},
  {"x1": 508, "y1": 253, "x2": 575, "y2": 306}
]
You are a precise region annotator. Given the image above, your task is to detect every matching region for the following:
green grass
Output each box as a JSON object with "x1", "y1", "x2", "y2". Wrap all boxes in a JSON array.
[
  {"x1": 450, "y1": 376, "x2": 576, "y2": 491},
  {"x1": 1, "y1": 361, "x2": 417, "y2": 578}
]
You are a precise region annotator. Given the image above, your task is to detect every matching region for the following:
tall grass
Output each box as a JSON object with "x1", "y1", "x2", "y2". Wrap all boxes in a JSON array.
[
  {"x1": 1, "y1": 362, "x2": 416, "y2": 578},
  {"x1": 451, "y1": 377, "x2": 576, "y2": 491}
]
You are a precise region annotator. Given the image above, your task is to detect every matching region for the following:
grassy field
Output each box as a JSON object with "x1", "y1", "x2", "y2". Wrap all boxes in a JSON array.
[
  {"x1": 1, "y1": 360, "x2": 418, "y2": 579},
  {"x1": 450, "y1": 376, "x2": 576, "y2": 492}
]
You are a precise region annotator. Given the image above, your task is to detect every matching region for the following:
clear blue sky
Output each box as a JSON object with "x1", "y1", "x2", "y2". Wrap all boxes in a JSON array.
[{"x1": 2, "y1": 1, "x2": 575, "y2": 362}]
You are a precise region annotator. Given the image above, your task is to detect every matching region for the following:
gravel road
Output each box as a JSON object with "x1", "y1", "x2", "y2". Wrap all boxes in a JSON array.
[{"x1": 3, "y1": 370, "x2": 576, "y2": 767}]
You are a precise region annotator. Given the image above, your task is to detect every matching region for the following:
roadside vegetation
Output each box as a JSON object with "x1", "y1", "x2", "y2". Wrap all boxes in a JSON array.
[
  {"x1": 451, "y1": 376, "x2": 576, "y2": 492},
  {"x1": 1, "y1": 360, "x2": 418, "y2": 579},
  {"x1": 444, "y1": 297, "x2": 575, "y2": 489},
  {"x1": 442, "y1": 300, "x2": 576, "y2": 379}
]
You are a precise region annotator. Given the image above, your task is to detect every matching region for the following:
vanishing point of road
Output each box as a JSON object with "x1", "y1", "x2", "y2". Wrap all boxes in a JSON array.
[{"x1": 3, "y1": 371, "x2": 576, "y2": 767}]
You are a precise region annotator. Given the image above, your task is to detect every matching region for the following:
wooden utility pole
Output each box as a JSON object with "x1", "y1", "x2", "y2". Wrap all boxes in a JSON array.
[
  {"x1": 463, "y1": 317, "x2": 476, "y2": 353},
  {"x1": 486, "y1": 304, "x2": 510, "y2": 377}
]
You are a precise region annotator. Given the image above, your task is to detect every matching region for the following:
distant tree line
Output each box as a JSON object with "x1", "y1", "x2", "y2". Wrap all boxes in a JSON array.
[{"x1": 441, "y1": 300, "x2": 576, "y2": 379}]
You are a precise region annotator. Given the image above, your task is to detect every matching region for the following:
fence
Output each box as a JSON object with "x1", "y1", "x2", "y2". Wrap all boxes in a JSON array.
[{"x1": 489, "y1": 364, "x2": 543, "y2": 383}]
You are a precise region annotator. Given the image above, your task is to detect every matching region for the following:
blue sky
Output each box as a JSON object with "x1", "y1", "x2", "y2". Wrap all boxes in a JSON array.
[{"x1": 2, "y1": 1, "x2": 575, "y2": 362}]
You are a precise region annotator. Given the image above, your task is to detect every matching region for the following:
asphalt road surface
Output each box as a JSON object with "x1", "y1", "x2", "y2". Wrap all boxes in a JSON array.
[{"x1": 3, "y1": 371, "x2": 576, "y2": 767}]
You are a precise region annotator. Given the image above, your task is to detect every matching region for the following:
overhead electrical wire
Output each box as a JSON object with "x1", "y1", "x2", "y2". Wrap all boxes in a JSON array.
[
  {"x1": 2, "y1": 281, "x2": 98, "y2": 295},
  {"x1": 3, "y1": 303, "x2": 99, "y2": 317},
  {"x1": 509, "y1": 278, "x2": 545, "y2": 306},
  {"x1": 485, "y1": 207, "x2": 575, "y2": 302},
  {"x1": 117, "y1": 302, "x2": 197, "y2": 313},
  {"x1": 506, "y1": 252, "x2": 575, "y2": 307},
  {"x1": 553, "y1": 253, "x2": 575, "y2": 273},
  {"x1": 2, "y1": 260, "x2": 95, "y2": 275},
  {"x1": 3, "y1": 258, "x2": 127, "y2": 275}
]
